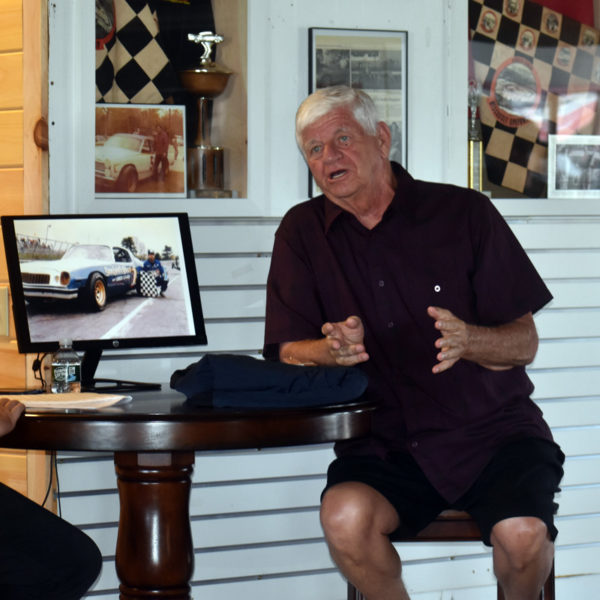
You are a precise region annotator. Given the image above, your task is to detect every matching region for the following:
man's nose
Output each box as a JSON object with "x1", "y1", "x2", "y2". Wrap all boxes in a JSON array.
[{"x1": 322, "y1": 142, "x2": 341, "y2": 162}]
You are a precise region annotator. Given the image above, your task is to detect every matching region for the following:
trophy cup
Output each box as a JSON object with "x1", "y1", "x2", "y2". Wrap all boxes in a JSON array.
[
  {"x1": 180, "y1": 32, "x2": 232, "y2": 197},
  {"x1": 468, "y1": 79, "x2": 483, "y2": 191}
]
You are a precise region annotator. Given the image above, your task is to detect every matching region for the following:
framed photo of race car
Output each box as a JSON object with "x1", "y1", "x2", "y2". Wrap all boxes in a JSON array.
[{"x1": 95, "y1": 104, "x2": 187, "y2": 198}]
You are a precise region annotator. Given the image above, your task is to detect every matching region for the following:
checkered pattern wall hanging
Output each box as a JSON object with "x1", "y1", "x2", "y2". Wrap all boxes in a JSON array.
[
  {"x1": 470, "y1": 0, "x2": 600, "y2": 197},
  {"x1": 96, "y1": 0, "x2": 180, "y2": 104},
  {"x1": 139, "y1": 270, "x2": 161, "y2": 297}
]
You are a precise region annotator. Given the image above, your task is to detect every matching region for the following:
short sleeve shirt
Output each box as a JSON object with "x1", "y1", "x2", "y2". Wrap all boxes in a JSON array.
[{"x1": 263, "y1": 162, "x2": 555, "y2": 502}]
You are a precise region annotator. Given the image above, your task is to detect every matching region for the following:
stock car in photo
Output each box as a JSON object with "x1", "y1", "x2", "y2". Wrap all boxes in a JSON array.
[
  {"x1": 20, "y1": 244, "x2": 143, "y2": 311},
  {"x1": 95, "y1": 133, "x2": 167, "y2": 193}
]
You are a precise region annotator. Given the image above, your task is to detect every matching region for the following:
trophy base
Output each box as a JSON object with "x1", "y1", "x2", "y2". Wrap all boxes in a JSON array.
[
  {"x1": 187, "y1": 146, "x2": 226, "y2": 191},
  {"x1": 188, "y1": 188, "x2": 235, "y2": 198}
]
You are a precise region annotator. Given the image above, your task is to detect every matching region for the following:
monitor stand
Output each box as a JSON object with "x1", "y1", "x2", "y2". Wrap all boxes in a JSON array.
[{"x1": 81, "y1": 349, "x2": 161, "y2": 393}]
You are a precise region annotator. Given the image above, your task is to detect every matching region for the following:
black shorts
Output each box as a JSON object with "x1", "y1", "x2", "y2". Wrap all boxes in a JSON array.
[{"x1": 322, "y1": 438, "x2": 564, "y2": 546}]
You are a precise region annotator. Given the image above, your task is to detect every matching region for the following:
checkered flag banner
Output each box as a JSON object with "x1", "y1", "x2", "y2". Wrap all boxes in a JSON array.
[
  {"x1": 139, "y1": 270, "x2": 161, "y2": 297},
  {"x1": 470, "y1": 0, "x2": 600, "y2": 196},
  {"x1": 96, "y1": 0, "x2": 179, "y2": 104}
]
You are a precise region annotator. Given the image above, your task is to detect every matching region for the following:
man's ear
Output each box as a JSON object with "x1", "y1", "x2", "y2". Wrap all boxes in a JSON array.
[{"x1": 376, "y1": 121, "x2": 392, "y2": 158}]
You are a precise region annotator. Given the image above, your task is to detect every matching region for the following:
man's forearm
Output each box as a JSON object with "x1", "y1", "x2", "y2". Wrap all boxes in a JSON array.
[
  {"x1": 464, "y1": 313, "x2": 539, "y2": 370},
  {"x1": 279, "y1": 339, "x2": 337, "y2": 366}
]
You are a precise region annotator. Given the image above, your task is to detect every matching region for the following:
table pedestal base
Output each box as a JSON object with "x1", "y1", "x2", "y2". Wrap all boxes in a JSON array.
[{"x1": 114, "y1": 452, "x2": 195, "y2": 599}]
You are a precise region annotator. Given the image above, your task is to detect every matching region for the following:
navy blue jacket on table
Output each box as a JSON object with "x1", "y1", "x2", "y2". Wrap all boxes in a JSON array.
[
  {"x1": 171, "y1": 353, "x2": 368, "y2": 408},
  {"x1": 263, "y1": 161, "x2": 559, "y2": 503}
]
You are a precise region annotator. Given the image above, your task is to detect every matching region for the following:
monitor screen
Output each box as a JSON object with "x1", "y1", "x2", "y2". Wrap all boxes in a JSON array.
[{"x1": 1, "y1": 212, "x2": 207, "y2": 391}]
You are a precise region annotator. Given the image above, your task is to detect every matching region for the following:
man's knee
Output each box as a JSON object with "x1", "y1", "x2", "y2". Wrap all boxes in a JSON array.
[
  {"x1": 320, "y1": 482, "x2": 398, "y2": 549},
  {"x1": 491, "y1": 516, "x2": 553, "y2": 572}
]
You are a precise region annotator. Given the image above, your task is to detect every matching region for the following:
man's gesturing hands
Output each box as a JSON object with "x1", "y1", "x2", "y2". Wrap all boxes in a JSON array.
[{"x1": 322, "y1": 315, "x2": 370, "y2": 366}]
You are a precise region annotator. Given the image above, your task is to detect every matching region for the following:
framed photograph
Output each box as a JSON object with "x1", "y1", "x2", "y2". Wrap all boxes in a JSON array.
[
  {"x1": 548, "y1": 134, "x2": 600, "y2": 198},
  {"x1": 308, "y1": 27, "x2": 408, "y2": 195},
  {"x1": 95, "y1": 104, "x2": 186, "y2": 198}
]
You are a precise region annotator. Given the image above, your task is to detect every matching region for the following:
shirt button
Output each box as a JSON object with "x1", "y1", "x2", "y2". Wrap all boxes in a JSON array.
[
  {"x1": 434, "y1": 284, "x2": 441, "y2": 292},
  {"x1": 411, "y1": 441, "x2": 418, "y2": 448},
  {"x1": 387, "y1": 321, "x2": 394, "y2": 328},
  {"x1": 378, "y1": 280, "x2": 385, "y2": 287}
]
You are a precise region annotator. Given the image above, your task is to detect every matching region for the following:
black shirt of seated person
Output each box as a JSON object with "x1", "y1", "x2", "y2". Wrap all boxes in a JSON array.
[{"x1": 263, "y1": 160, "x2": 557, "y2": 503}]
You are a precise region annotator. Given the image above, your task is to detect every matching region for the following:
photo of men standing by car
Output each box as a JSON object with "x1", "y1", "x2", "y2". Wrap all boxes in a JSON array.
[{"x1": 95, "y1": 104, "x2": 186, "y2": 197}]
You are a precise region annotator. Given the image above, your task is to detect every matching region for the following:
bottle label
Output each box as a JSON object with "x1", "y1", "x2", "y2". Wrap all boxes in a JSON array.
[
  {"x1": 52, "y1": 364, "x2": 81, "y2": 384},
  {"x1": 52, "y1": 365, "x2": 68, "y2": 382}
]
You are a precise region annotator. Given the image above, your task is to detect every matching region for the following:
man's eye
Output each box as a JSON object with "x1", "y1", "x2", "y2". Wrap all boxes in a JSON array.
[
  {"x1": 310, "y1": 145, "x2": 322, "y2": 155},
  {"x1": 338, "y1": 135, "x2": 350, "y2": 144}
]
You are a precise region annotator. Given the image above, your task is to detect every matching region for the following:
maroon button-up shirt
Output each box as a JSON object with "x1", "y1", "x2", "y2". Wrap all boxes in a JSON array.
[{"x1": 263, "y1": 162, "x2": 556, "y2": 502}]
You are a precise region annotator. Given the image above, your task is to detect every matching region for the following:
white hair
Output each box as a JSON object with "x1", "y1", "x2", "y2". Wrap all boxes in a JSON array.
[{"x1": 295, "y1": 86, "x2": 379, "y2": 150}]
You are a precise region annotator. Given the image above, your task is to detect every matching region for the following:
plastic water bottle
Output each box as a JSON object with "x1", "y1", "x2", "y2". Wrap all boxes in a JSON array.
[{"x1": 51, "y1": 339, "x2": 82, "y2": 393}]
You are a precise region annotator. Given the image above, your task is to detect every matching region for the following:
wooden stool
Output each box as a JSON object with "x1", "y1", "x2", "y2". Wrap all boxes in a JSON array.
[{"x1": 347, "y1": 510, "x2": 555, "y2": 600}]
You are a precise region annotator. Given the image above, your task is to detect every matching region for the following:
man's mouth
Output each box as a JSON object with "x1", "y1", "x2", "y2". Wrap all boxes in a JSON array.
[{"x1": 328, "y1": 169, "x2": 347, "y2": 181}]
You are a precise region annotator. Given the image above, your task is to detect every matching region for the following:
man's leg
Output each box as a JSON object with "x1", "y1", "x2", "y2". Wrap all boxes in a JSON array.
[
  {"x1": 491, "y1": 516, "x2": 554, "y2": 600},
  {"x1": 320, "y1": 481, "x2": 410, "y2": 600}
]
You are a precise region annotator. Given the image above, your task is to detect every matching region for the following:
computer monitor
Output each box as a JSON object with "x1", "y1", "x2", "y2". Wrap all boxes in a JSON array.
[{"x1": 1, "y1": 212, "x2": 207, "y2": 392}]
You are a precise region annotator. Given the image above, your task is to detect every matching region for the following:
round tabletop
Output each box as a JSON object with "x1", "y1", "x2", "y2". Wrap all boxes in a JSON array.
[{"x1": 0, "y1": 388, "x2": 377, "y2": 453}]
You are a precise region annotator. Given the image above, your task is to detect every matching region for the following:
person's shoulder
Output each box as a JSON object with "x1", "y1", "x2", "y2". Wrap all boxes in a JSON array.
[{"x1": 279, "y1": 196, "x2": 326, "y2": 227}]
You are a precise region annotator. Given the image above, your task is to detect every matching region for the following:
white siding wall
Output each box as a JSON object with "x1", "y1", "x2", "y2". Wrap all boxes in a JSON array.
[{"x1": 47, "y1": 1, "x2": 599, "y2": 598}]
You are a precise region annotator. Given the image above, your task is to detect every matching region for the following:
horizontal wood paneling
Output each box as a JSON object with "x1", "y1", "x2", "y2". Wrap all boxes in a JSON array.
[
  {"x1": 196, "y1": 256, "x2": 271, "y2": 287},
  {"x1": 0, "y1": 168, "x2": 24, "y2": 217},
  {"x1": 0, "y1": 449, "x2": 26, "y2": 493},
  {"x1": 535, "y1": 309, "x2": 600, "y2": 338},
  {"x1": 0, "y1": 110, "x2": 23, "y2": 166},
  {"x1": 510, "y1": 221, "x2": 600, "y2": 249},
  {"x1": 0, "y1": 52, "x2": 22, "y2": 109},
  {"x1": 530, "y1": 368, "x2": 600, "y2": 400},
  {"x1": 57, "y1": 445, "x2": 334, "y2": 493},
  {"x1": 0, "y1": 1, "x2": 22, "y2": 52},
  {"x1": 529, "y1": 250, "x2": 600, "y2": 279},
  {"x1": 191, "y1": 221, "x2": 278, "y2": 254}
]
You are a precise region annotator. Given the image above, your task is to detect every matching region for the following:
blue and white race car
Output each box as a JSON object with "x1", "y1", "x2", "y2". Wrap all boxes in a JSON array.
[{"x1": 20, "y1": 244, "x2": 142, "y2": 311}]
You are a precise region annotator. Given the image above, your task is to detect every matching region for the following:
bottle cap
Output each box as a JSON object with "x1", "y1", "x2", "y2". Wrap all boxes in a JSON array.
[{"x1": 59, "y1": 338, "x2": 72, "y2": 347}]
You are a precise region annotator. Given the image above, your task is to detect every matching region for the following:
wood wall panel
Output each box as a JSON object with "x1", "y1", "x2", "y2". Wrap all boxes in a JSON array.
[
  {"x1": 0, "y1": 1, "x2": 22, "y2": 52},
  {"x1": 0, "y1": 52, "x2": 22, "y2": 109},
  {"x1": 0, "y1": 110, "x2": 23, "y2": 166},
  {"x1": 0, "y1": 168, "x2": 24, "y2": 214},
  {"x1": 0, "y1": 449, "x2": 26, "y2": 494}
]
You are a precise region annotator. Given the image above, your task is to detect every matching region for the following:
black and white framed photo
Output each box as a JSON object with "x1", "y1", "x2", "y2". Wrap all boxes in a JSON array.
[
  {"x1": 548, "y1": 134, "x2": 600, "y2": 199},
  {"x1": 308, "y1": 27, "x2": 408, "y2": 195},
  {"x1": 95, "y1": 104, "x2": 186, "y2": 198}
]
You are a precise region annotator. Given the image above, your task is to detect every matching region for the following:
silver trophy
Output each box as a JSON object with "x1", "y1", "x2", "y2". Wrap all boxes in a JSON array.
[{"x1": 180, "y1": 31, "x2": 233, "y2": 197}]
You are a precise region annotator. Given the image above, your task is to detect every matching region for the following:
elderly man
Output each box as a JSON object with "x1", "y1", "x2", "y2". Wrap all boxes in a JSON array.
[{"x1": 263, "y1": 86, "x2": 563, "y2": 599}]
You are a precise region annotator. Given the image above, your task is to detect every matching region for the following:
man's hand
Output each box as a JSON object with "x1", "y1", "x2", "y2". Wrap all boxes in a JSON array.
[
  {"x1": 321, "y1": 315, "x2": 370, "y2": 366},
  {"x1": 427, "y1": 306, "x2": 468, "y2": 374},
  {"x1": 0, "y1": 397, "x2": 25, "y2": 437},
  {"x1": 427, "y1": 306, "x2": 539, "y2": 374}
]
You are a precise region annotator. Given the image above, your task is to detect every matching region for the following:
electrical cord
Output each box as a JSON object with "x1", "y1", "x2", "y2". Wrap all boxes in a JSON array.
[
  {"x1": 42, "y1": 450, "x2": 55, "y2": 508},
  {"x1": 32, "y1": 352, "x2": 48, "y2": 391}
]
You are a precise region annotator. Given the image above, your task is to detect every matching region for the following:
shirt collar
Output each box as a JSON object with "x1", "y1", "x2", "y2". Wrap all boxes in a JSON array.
[{"x1": 321, "y1": 161, "x2": 415, "y2": 233}]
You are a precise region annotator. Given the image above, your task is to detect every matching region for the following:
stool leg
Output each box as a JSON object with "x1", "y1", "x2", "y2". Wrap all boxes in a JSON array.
[{"x1": 543, "y1": 560, "x2": 555, "y2": 600}]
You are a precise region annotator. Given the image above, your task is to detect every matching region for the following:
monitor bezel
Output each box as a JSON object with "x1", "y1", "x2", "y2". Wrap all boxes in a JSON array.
[{"x1": 1, "y1": 212, "x2": 208, "y2": 356}]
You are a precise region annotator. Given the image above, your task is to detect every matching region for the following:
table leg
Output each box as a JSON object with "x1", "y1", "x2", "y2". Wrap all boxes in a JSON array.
[{"x1": 114, "y1": 451, "x2": 195, "y2": 599}]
